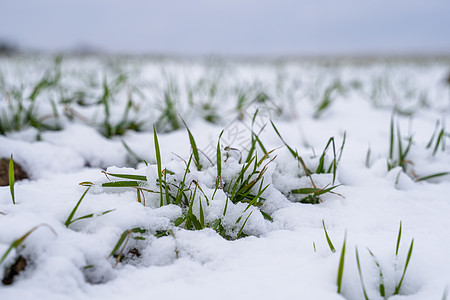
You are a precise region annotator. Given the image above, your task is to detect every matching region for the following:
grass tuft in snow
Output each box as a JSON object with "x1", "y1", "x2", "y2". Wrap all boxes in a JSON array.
[
  {"x1": 394, "y1": 238, "x2": 414, "y2": 295},
  {"x1": 109, "y1": 227, "x2": 147, "y2": 267},
  {"x1": 426, "y1": 119, "x2": 447, "y2": 156},
  {"x1": 271, "y1": 120, "x2": 343, "y2": 203},
  {"x1": 355, "y1": 222, "x2": 415, "y2": 299},
  {"x1": 388, "y1": 115, "x2": 450, "y2": 181},
  {"x1": 388, "y1": 114, "x2": 413, "y2": 173},
  {"x1": 156, "y1": 78, "x2": 181, "y2": 132},
  {"x1": 314, "y1": 80, "x2": 343, "y2": 119}
]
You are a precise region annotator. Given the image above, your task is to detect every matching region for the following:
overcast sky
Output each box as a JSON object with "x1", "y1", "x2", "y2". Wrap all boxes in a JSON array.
[{"x1": 1, "y1": 0, "x2": 449, "y2": 56}]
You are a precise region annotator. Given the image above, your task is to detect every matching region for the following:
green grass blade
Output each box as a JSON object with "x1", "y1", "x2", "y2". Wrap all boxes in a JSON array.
[
  {"x1": 236, "y1": 211, "x2": 253, "y2": 239},
  {"x1": 397, "y1": 124, "x2": 403, "y2": 163},
  {"x1": 271, "y1": 120, "x2": 299, "y2": 159},
  {"x1": 403, "y1": 136, "x2": 413, "y2": 161},
  {"x1": 368, "y1": 249, "x2": 386, "y2": 298},
  {"x1": 136, "y1": 188, "x2": 142, "y2": 204},
  {"x1": 355, "y1": 247, "x2": 370, "y2": 300},
  {"x1": 246, "y1": 133, "x2": 257, "y2": 165},
  {"x1": 175, "y1": 154, "x2": 192, "y2": 205},
  {"x1": 9, "y1": 154, "x2": 15, "y2": 204},
  {"x1": 154, "y1": 125, "x2": 164, "y2": 207},
  {"x1": 433, "y1": 129, "x2": 445, "y2": 156},
  {"x1": 322, "y1": 220, "x2": 336, "y2": 253},
  {"x1": 185, "y1": 185, "x2": 198, "y2": 230},
  {"x1": 199, "y1": 198, "x2": 205, "y2": 228},
  {"x1": 69, "y1": 209, "x2": 115, "y2": 223},
  {"x1": 121, "y1": 139, "x2": 144, "y2": 163},
  {"x1": 394, "y1": 239, "x2": 414, "y2": 295},
  {"x1": 365, "y1": 146, "x2": 372, "y2": 168},
  {"x1": 0, "y1": 242, "x2": 15, "y2": 266},
  {"x1": 416, "y1": 172, "x2": 450, "y2": 181},
  {"x1": 389, "y1": 115, "x2": 394, "y2": 161},
  {"x1": 163, "y1": 169, "x2": 170, "y2": 204},
  {"x1": 174, "y1": 215, "x2": 186, "y2": 226},
  {"x1": 396, "y1": 221, "x2": 402, "y2": 256},
  {"x1": 337, "y1": 233, "x2": 347, "y2": 294},
  {"x1": 260, "y1": 210, "x2": 273, "y2": 221},
  {"x1": 244, "y1": 182, "x2": 269, "y2": 212},
  {"x1": 65, "y1": 186, "x2": 91, "y2": 227},
  {"x1": 426, "y1": 120, "x2": 440, "y2": 149},
  {"x1": 337, "y1": 132, "x2": 346, "y2": 164},
  {"x1": 109, "y1": 228, "x2": 146, "y2": 260},
  {"x1": 109, "y1": 230, "x2": 131, "y2": 257},
  {"x1": 223, "y1": 188, "x2": 230, "y2": 217},
  {"x1": 292, "y1": 185, "x2": 340, "y2": 197},
  {"x1": 102, "y1": 181, "x2": 140, "y2": 188},
  {"x1": 103, "y1": 172, "x2": 147, "y2": 181},
  {"x1": 182, "y1": 118, "x2": 202, "y2": 171},
  {"x1": 292, "y1": 187, "x2": 322, "y2": 194},
  {"x1": 217, "y1": 130, "x2": 224, "y2": 180},
  {"x1": 254, "y1": 129, "x2": 268, "y2": 155}
]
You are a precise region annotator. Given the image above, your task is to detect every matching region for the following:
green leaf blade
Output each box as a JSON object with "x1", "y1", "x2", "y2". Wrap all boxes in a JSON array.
[
  {"x1": 9, "y1": 154, "x2": 15, "y2": 204},
  {"x1": 337, "y1": 233, "x2": 347, "y2": 294}
]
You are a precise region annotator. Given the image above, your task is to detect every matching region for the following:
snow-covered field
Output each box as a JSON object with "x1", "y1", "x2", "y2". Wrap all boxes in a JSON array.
[{"x1": 1, "y1": 55, "x2": 450, "y2": 299}]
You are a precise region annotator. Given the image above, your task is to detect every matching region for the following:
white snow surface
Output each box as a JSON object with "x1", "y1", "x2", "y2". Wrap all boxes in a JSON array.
[{"x1": 1, "y1": 56, "x2": 450, "y2": 299}]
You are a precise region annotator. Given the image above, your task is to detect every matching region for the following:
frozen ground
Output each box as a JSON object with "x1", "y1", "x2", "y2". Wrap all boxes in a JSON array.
[{"x1": 1, "y1": 55, "x2": 450, "y2": 299}]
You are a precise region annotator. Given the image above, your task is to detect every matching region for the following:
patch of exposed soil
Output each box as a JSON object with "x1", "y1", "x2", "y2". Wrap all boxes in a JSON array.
[
  {"x1": 2, "y1": 255, "x2": 27, "y2": 285},
  {"x1": 0, "y1": 158, "x2": 28, "y2": 186}
]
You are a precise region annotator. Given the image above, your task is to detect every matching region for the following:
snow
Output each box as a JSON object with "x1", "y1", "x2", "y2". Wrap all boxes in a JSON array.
[{"x1": 1, "y1": 55, "x2": 450, "y2": 299}]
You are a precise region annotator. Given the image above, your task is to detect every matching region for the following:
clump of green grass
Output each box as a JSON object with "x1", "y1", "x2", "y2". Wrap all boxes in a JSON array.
[
  {"x1": 387, "y1": 114, "x2": 449, "y2": 181},
  {"x1": 271, "y1": 121, "x2": 344, "y2": 204},
  {"x1": 426, "y1": 119, "x2": 448, "y2": 156},
  {"x1": 314, "y1": 80, "x2": 344, "y2": 119},
  {"x1": 393, "y1": 222, "x2": 414, "y2": 296},
  {"x1": 155, "y1": 78, "x2": 181, "y2": 132},
  {"x1": 98, "y1": 74, "x2": 144, "y2": 138},
  {"x1": 354, "y1": 222, "x2": 414, "y2": 299},
  {"x1": 79, "y1": 124, "x2": 266, "y2": 241},
  {"x1": 109, "y1": 227, "x2": 148, "y2": 266},
  {"x1": 0, "y1": 56, "x2": 63, "y2": 137},
  {"x1": 28, "y1": 56, "x2": 62, "y2": 101},
  {"x1": 187, "y1": 76, "x2": 221, "y2": 124},
  {"x1": 387, "y1": 115, "x2": 413, "y2": 173}
]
